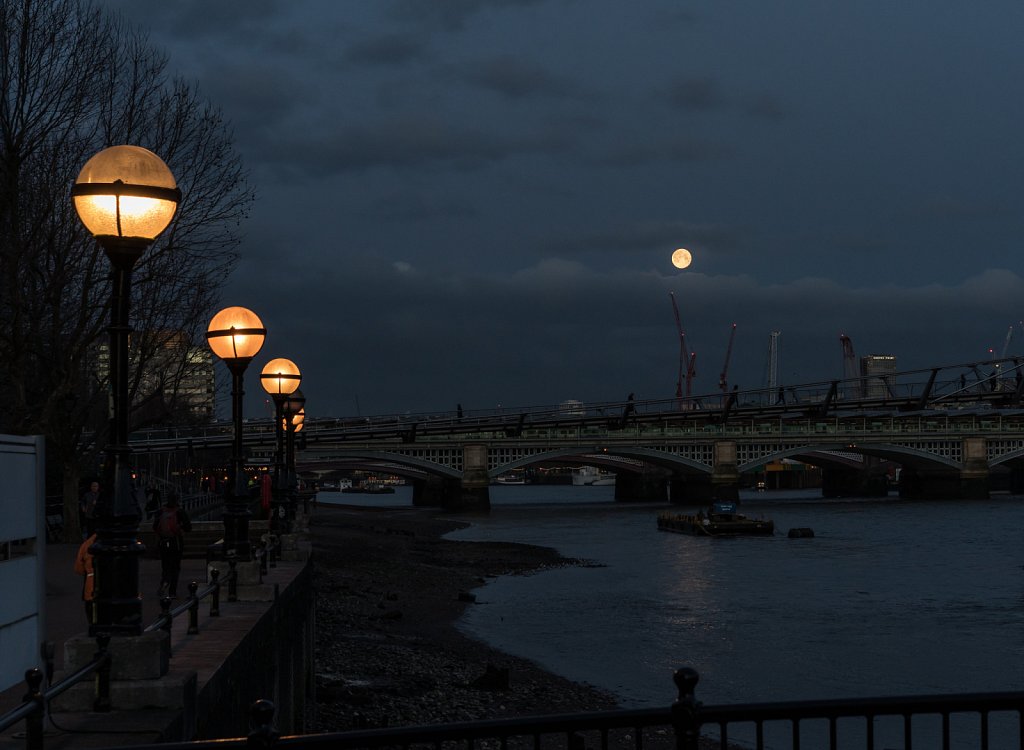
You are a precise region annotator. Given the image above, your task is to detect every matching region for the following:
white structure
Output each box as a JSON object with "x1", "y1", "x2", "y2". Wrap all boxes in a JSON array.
[{"x1": 0, "y1": 435, "x2": 45, "y2": 692}]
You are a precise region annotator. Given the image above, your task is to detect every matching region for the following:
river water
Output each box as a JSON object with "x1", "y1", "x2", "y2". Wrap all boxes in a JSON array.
[{"x1": 322, "y1": 485, "x2": 1024, "y2": 747}]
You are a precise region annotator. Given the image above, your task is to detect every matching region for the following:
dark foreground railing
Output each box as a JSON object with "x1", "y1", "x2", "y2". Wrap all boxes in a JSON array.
[{"x1": 29, "y1": 667, "x2": 1017, "y2": 750}]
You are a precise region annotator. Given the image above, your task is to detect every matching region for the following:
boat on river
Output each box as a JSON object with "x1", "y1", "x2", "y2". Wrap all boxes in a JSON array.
[
  {"x1": 571, "y1": 466, "x2": 616, "y2": 486},
  {"x1": 657, "y1": 502, "x2": 774, "y2": 537}
]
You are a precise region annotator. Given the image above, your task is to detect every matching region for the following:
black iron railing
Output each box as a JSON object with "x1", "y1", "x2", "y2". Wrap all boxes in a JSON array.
[{"x1": 30, "y1": 667, "x2": 1019, "y2": 750}]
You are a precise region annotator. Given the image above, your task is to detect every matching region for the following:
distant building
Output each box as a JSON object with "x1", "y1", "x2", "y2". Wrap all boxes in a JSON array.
[
  {"x1": 95, "y1": 331, "x2": 215, "y2": 424},
  {"x1": 860, "y1": 355, "x2": 896, "y2": 399},
  {"x1": 559, "y1": 399, "x2": 586, "y2": 417}
]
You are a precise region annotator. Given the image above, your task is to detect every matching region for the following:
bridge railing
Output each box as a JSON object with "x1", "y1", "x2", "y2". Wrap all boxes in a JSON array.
[{"x1": 120, "y1": 357, "x2": 1024, "y2": 452}]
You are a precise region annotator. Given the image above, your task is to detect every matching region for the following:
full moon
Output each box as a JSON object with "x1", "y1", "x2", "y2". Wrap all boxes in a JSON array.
[{"x1": 671, "y1": 248, "x2": 692, "y2": 269}]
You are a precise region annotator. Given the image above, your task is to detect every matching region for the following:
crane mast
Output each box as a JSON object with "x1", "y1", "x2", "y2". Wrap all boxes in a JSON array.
[
  {"x1": 766, "y1": 331, "x2": 780, "y2": 396},
  {"x1": 669, "y1": 292, "x2": 696, "y2": 402},
  {"x1": 719, "y1": 323, "x2": 737, "y2": 392}
]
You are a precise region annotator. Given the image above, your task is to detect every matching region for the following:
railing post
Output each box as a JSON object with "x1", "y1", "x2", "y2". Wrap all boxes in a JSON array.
[
  {"x1": 268, "y1": 535, "x2": 277, "y2": 568},
  {"x1": 93, "y1": 634, "x2": 112, "y2": 713},
  {"x1": 671, "y1": 667, "x2": 702, "y2": 750},
  {"x1": 210, "y1": 567, "x2": 221, "y2": 616},
  {"x1": 259, "y1": 540, "x2": 268, "y2": 578},
  {"x1": 23, "y1": 668, "x2": 44, "y2": 750},
  {"x1": 247, "y1": 699, "x2": 279, "y2": 748},
  {"x1": 188, "y1": 580, "x2": 200, "y2": 635}
]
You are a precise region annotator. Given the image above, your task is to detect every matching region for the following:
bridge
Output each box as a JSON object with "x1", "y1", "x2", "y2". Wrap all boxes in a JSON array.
[{"x1": 129, "y1": 358, "x2": 1024, "y2": 511}]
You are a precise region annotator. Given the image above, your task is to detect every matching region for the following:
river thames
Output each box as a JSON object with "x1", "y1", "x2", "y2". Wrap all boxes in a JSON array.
[{"x1": 323, "y1": 484, "x2": 1024, "y2": 747}]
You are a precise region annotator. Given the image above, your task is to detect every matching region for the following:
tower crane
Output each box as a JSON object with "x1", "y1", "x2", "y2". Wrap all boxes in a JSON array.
[
  {"x1": 669, "y1": 292, "x2": 696, "y2": 401},
  {"x1": 719, "y1": 323, "x2": 737, "y2": 392}
]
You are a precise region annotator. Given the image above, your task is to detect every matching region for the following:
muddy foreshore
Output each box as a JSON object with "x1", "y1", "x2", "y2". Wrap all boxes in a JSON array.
[{"x1": 308, "y1": 504, "x2": 624, "y2": 730}]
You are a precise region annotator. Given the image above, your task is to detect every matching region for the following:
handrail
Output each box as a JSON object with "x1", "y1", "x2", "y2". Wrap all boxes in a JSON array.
[{"x1": 144, "y1": 563, "x2": 235, "y2": 635}]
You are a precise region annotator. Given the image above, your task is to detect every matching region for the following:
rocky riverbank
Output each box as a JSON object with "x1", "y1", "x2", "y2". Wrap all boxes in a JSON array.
[{"x1": 308, "y1": 504, "x2": 624, "y2": 730}]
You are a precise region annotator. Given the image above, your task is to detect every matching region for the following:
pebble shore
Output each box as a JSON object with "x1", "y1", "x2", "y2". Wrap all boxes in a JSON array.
[{"x1": 308, "y1": 504, "x2": 624, "y2": 731}]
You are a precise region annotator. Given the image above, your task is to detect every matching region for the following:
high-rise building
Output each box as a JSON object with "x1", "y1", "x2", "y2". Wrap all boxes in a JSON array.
[
  {"x1": 95, "y1": 331, "x2": 215, "y2": 424},
  {"x1": 860, "y1": 355, "x2": 897, "y2": 399}
]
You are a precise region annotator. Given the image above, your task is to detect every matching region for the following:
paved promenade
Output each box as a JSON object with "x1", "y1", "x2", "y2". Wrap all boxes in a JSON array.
[{"x1": 0, "y1": 537, "x2": 304, "y2": 748}]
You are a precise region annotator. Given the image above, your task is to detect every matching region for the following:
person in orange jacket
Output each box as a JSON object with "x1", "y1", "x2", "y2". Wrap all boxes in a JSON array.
[{"x1": 75, "y1": 532, "x2": 97, "y2": 625}]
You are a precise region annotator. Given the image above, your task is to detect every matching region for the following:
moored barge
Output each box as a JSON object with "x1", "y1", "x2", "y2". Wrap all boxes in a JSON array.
[{"x1": 658, "y1": 502, "x2": 774, "y2": 537}]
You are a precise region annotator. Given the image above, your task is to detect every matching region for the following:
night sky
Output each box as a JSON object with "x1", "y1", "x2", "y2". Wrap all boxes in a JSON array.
[{"x1": 98, "y1": 0, "x2": 1024, "y2": 419}]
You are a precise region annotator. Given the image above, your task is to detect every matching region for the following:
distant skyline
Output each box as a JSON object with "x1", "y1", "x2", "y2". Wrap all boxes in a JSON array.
[{"x1": 100, "y1": 0, "x2": 1024, "y2": 418}]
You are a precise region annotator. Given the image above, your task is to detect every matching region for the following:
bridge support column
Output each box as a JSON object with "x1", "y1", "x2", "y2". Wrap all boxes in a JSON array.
[
  {"x1": 451, "y1": 443, "x2": 490, "y2": 513},
  {"x1": 959, "y1": 437, "x2": 990, "y2": 500},
  {"x1": 614, "y1": 471, "x2": 667, "y2": 502},
  {"x1": 711, "y1": 441, "x2": 740, "y2": 502}
]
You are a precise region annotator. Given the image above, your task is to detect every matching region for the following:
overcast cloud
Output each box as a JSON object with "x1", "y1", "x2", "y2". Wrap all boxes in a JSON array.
[{"x1": 99, "y1": 0, "x2": 1024, "y2": 418}]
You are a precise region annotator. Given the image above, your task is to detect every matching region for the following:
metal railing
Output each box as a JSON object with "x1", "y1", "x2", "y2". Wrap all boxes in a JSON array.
[
  {"x1": 0, "y1": 560, "x2": 239, "y2": 749},
  {"x1": 36, "y1": 667, "x2": 1023, "y2": 750}
]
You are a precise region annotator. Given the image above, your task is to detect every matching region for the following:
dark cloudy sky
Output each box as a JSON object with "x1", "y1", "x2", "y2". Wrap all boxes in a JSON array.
[{"x1": 100, "y1": 0, "x2": 1024, "y2": 418}]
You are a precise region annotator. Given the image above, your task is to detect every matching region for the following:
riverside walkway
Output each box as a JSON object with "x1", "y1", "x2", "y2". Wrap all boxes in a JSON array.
[{"x1": 0, "y1": 534, "x2": 309, "y2": 748}]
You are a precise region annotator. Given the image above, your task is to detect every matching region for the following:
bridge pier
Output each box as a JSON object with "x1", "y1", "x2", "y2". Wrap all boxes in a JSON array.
[{"x1": 711, "y1": 441, "x2": 740, "y2": 502}]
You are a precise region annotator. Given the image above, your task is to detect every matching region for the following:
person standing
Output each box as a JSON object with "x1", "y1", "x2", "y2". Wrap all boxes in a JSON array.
[
  {"x1": 152, "y1": 494, "x2": 191, "y2": 598},
  {"x1": 74, "y1": 532, "x2": 97, "y2": 625},
  {"x1": 79, "y1": 480, "x2": 100, "y2": 539}
]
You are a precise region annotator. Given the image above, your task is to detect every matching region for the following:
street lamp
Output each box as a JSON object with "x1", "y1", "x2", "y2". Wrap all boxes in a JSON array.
[
  {"x1": 283, "y1": 392, "x2": 306, "y2": 492},
  {"x1": 260, "y1": 358, "x2": 301, "y2": 531},
  {"x1": 72, "y1": 145, "x2": 180, "y2": 636},
  {"x1": 206, "y1": 306, "x2": 266, "y2": 560}
]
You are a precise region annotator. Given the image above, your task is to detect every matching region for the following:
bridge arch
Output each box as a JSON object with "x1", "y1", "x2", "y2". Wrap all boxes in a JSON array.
[{"x1": 737, "y1": 442, "x2": 962, "y2": 473}]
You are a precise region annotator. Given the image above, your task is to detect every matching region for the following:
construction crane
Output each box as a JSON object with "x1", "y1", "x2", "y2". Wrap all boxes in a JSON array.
[
  {"x1": 765, "y1": 330, "x2": 781, "y2": 396},
  {"x1": 719, "y1": 323, "x2": 737, "y2": 392},
  {"x1": 669, "y1": 292, "x2": 696, "y2": 401},
  {"x1": 839, "y1": 334, "x2": 859, "y2": 399}
]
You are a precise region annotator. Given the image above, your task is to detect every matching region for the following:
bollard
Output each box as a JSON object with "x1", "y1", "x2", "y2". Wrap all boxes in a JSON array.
[
  {"x1": 228, "y1": 557, "x2": 239, "y2": 602},
  {"x1": 188, "y1": 580, "x2": 200, "y2": 635},
  {"x1": 258, "y1": 540, "x2": 268, "y2": 578},
  {"x1": 210, "y1": 568, "x2": 221, "y2": 616},
  {"x1": 268, "y1": 535, "x2": 277, "y2": 569},
  {"x1": 247, "y1": 699, "x2": 279, "y2": 748},
  {"x1": 93, "y1": 634, "x2": 112, "y2": 713},
  {"x1": 671, "y1": 667, "x2": 701, "y2": 750},
  {"x1": 23, "y1": 668, "x2": 44, "y2": 750}
]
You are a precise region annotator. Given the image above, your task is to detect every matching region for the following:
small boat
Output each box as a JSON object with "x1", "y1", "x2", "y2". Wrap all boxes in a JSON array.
[
  {"x1": 657, "y1": 502, "x2": 774, "y2": 537},
  {"x1": 572, "y1": 466, "x2": 616, "y2": 486},
  {"x1": 494, "y1": 473, "x2": 527, "y2": 485}
]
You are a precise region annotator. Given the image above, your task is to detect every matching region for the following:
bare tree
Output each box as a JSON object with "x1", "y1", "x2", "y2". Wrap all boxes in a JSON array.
[{"x1": 0, "y1": 0, "x2": 254, "y2": 538}]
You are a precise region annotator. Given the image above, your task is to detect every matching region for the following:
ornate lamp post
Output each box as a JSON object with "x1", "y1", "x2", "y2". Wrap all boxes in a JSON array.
[
  {"x1": 260, "y1": 358, "x2": 301, "y2": 531},
  {"x1": 206, "y1": 307, "x2": 266, "y2": 560},
  {"x1": 72, "y1": 145, "x2": 180, "y2": 636}
]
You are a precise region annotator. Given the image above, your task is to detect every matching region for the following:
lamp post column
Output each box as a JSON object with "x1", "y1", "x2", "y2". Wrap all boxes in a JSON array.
[
  {"x1": 93, "y1": 242, "x2": 147, "y2": 636},
  {"x1": 272, "y1": 393, "x2": 287, "y2": 533},
  {"x1": 224, "y1": 361, "x2": 251, "y2": 559}
]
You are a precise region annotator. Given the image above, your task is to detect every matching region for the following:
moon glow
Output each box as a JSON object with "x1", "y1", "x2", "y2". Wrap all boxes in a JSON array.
[{"x1": 671, "y1": 248, "x2": 692, "y2": 269}]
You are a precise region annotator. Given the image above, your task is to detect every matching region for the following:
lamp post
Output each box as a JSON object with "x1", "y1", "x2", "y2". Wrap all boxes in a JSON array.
[
  {"x1": 206, "y1": 307, "x2": 266, "y2": 560},
  {"x1": 283, "y1": 394, "x2": 305, "y2": 491},
  {"x1": 72, "y1": 145, "x2": 180, "y2": 636},
  {"x1": 260, "y1": 359, "x2": 301, "y2": 532}
]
